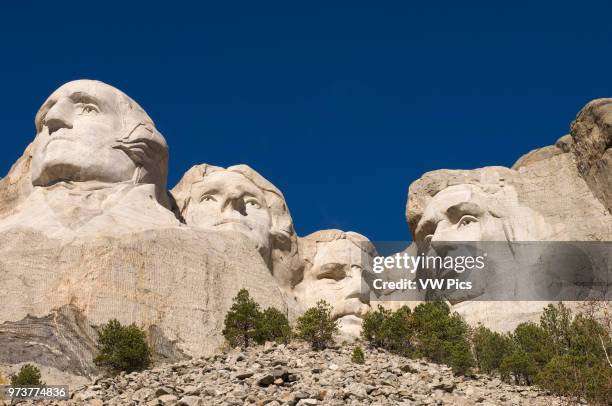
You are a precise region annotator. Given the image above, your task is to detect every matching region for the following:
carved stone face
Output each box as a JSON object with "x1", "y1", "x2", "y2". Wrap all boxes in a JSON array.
[
  {"x1": 31, "y1": 81, "x2": 137, "y2": 186},
  {"x1": 185, "y1": 171, "x2": 273, "y2": 256},
  {"x1": 295, "y1": 237, "x2": 370, "y2": 319},
  {"x1": 415, "y1": 184, "x2": 507, "y2": 243}
]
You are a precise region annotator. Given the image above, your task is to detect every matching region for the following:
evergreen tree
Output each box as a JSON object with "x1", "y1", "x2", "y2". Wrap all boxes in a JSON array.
[
  {"x1": 10, "y1": 364, "x2": 44, "y2": 386},
  {"x1": 411, "y1": 301, "x2": 474, "y2": 374},
  {"x1": 472, "y1": 324, "x2": 512, "y2": 374},
  {"x1": 256, "y1": 307, "x2": 291, "y2": 344},
  {"x1": 539, "y1": 302, "x2": 572, "y2": 354},
  {"x1": 352, "y1": 346, "x2": 365, "y2": 364},
  {"x1": 222, "y1": 289, "x2": 262, "y2": 348},
  {"x1": 296, "y1": 300, "x2": 338, "y2": 350},
  {"x1": 94, "y1": 319, "x2": 151, "y2": 375}
]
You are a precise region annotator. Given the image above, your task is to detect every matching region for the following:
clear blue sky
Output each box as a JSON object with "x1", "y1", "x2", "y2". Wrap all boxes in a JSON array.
[{"x1": 1, "y1": 1, "x2": 611, "y2": 240}]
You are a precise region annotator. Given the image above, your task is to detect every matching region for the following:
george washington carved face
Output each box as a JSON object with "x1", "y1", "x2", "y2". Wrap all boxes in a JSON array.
[{"x1": 31, "y1": 80, "x2": 168, "y2": 190}]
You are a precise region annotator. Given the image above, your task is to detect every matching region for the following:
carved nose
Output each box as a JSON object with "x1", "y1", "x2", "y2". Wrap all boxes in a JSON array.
[
  {"x1": 221, "y1": 197, "x2": 247, "y2": 216},
  {"x1": 44, "y1": 100, "x2": 73, "y2": 135},
  {"x1": 346, "y1": 266, "x2": 368, "y2": 303},
  {"x1": 429, "y1": 226, "x2": 460, "y2": 258}
]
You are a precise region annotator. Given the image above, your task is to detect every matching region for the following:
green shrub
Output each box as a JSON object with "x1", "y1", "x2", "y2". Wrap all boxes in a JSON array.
[
  {"x1": 361, "y1": 301, "x2": 473, "y2": 374},
  {"x1": 223, "y1": 289, "x2": 291, "y2": 348},
  {"x1": 411, "y1": 301, "x2": 474, "y2": 374},
  {"x1": 256, "y1": 307, "x2": 292, "y2": 344},
  {"x1": 351, "y1": 346, "x2": 365, "y2": 364},
  {"x1": 411, "y1": 301, "x2": 454, "y2": 361},
  {"x1": 535, "y1": 312, "x2": 612, "y2": 403},
  {"x1": 472, "y1": 324, "x2": 512, "y2": 374},
  {"x1": 490, "y1": 303, "x2": 612, "y2": 403},
  {"x1": 380, "y1": 306, "x2": 413, "y2": 355},
  {"x1": 514, "y1": 322, "x2": 553, "y2": 366},
  {"x1": 567, "y1": 314, "x2": 611, "y2": 358},
  {"x1": 295, "y1": 300, "x2": 338, "y2": 350},
  {"x1": 539, "y1": 302, "x2": 572, "y2": 354},
  {"x1": 361, "y1": 305, "x2": 391, "y2": 347},
  {"x1": 94, "y1": 319, "x2": 151, "y2": 375},
  {"x1": 536, "y1": 354, "x2": 610, "y2": 403},
  {"x1": 362, "y1": 305, "x2": 413, "y2": 355},
  {"x1": 359, "y1": 300, "x2": 611, "y2": 397},
  {"x1": 500, "y1": 349, "x2": 537, "y2": 385},
  {"x1": 498, "y1": 322, "x2": 550, "y2": 385},
  {"x1": 10, "y1": 364, "x2": 44, "y2": 386},
  {"x1": 222, "y1": 289, "x2": 262, "y2": 348},
  {"x1": 448, "y1": 338, "x2": 476, "y2": 375}
]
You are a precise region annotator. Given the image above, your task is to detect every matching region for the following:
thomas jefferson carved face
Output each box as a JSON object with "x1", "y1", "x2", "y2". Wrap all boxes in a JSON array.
[
  {"x1": 31, "y1": 80, "x2": 168, "y2": 191},
  {"x1": 185, "y1": 171, "x2": 273, "y2": 256}
]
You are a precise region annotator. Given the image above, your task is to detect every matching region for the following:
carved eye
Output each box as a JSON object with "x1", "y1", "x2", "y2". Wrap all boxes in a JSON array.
[
  {"x1": 79, "y1": 104, "x2": 99, "y2": 115},
  {"x1": 458, "y1": 215, "x2": 478, "y2": 228},
  {"x1": 317, "y1": 264, "x2": 347, "y2": 281},
  {"x1": 200, "y1": 194, "x2": 216, "y2": 203},
  {"x1": 245, "y1": 198, "x2": 261, "y2": 209}
]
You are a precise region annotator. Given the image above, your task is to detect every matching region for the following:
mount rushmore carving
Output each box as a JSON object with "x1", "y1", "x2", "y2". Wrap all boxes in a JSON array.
[{"x1": 0, "y1": 80, "x2": 609, "y2": 383}]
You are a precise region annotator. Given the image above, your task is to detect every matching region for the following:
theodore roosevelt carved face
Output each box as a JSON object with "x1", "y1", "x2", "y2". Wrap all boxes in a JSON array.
[
  {"x1": 294, "y1": 230, "x2": 374, "y2": 328},
  {"x1": 31, "y1": 80, "x2": 168, "y2": 191}
]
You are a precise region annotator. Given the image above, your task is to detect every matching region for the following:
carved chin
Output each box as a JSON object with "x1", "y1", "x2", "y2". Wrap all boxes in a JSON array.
[
  {"x1": 31, "y1": 159, "x2": 83, "y2": 186},
  {"x1": 32, "y1": 157, "x2": 134, "y2": 187},
  {"x1": 333, "y1": 297, "x2": 369, "y2": 319}
]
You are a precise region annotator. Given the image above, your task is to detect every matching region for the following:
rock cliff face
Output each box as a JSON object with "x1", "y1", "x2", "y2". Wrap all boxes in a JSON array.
[
  {"x1": 0, "y1": 305, "x2": 97, "y2": 388},
  {"x1": 0, "y1": 143, "x2": 34, "y2": 220},
  {"x1": 0, "y1": 227, "x2": 287, "y2": 383},
  {"x1": 1, "y1": 79, "x2": 610, "y2": 385}
]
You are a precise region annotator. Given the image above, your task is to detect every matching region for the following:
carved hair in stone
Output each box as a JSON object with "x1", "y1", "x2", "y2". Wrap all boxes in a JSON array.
[
  {"x1": 30, "y1": 79, "x2": 170, "y2": 207},
  {"x1": 172, "y1": 164, "x2": 302, "y2": 289}
]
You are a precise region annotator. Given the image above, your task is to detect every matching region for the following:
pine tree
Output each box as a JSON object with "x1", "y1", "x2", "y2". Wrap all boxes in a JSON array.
[
  {"x1": 94, "y1": 319, "x2": 151, "y2": 375},
  {"x1": 222, "y1": 289, "x2": 262, "y2": 348},
  {"x1": 352, "y1": 346, "x2": 365, "y2": 364},
  {"x1": 296, "y1": 300, "x2": 338, "y2": 350},
  {"x1": 10, "y1": 364, "x2": 44, "y2": 386}
]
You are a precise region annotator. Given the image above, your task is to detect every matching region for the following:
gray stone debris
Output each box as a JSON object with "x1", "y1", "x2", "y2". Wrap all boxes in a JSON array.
[{"x1": 16, "y1": 342, "x2": 582, "y2": 406}]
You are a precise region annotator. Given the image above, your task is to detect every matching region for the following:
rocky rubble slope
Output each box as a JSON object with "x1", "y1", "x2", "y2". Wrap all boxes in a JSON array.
[{"x1": 23, "y1": 342, "x2": 579, "y2": 406}]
